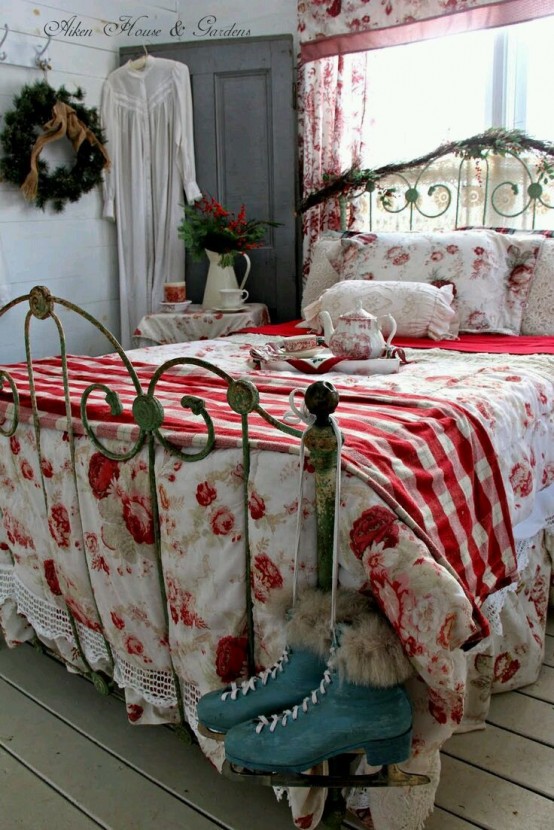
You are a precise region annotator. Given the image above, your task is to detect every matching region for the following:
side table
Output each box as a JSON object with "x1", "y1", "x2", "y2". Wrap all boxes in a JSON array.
[{"x1": 133, "y1": 303, "x2": 270, "y2": 347}]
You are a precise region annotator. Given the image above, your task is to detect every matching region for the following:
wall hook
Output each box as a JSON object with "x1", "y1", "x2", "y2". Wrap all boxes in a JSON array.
[
  {"x1": 35, "y1": 35, "x2": 52, "y2": 70},
  {"x1": 0, "y1": 24, "x2": 8, "y2": 62}
]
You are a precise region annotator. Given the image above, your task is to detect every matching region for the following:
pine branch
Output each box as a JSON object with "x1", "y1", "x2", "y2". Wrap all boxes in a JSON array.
[{"x1": 297, "y1": 129, "x2": 554, "y2": 215}]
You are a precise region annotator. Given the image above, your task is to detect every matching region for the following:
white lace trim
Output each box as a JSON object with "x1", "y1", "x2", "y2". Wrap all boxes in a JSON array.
[
  {"x1": 0, "y1": 562, "x2": 200, "y2": 726},
  {"x1": 0, "y1": 561, "x2": 14, "y2": 604},
  {"x1": 480, "y1": 534, "x2": 537, "y2": 635}
]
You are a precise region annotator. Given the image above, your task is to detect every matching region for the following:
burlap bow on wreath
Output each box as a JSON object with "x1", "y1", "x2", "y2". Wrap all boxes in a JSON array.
[
  {"x1": 21, "y1": 100, "x2": 111, "y2": 201},
  {"x1": 0, "y1": 80, "x2": 110, "y2": 212}
]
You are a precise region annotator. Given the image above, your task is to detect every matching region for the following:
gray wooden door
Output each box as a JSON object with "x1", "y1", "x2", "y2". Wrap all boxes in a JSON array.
[{"x1": 120, "y1": 36, "x2": 298, "y2": 322}]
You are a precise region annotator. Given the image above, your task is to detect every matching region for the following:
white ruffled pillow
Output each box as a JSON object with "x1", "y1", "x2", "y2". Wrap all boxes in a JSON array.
[
  {"x1": 302, "y1": 280, "x2": 458, "y2": 340},
  {"x1": 327, "y1": 230, "x2": 541, "y2": 335},
  {"x1": 301, "y1": 237, "x2": 342, "y2": 312},
  {"x1": 520, "y1": 238, "x2": 554, "y2": 335}
]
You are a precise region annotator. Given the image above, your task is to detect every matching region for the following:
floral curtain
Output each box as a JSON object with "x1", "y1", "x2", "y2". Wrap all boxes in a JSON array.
[
  {"x1": 297, "y1": 0, "x2": 554, "y2": 281},
  {"x1": 298, "y1": 52, "x2": 369, "y2": 282},
  {"x1": 298, "y1": 0, "x2": 553, "y2": 61}
]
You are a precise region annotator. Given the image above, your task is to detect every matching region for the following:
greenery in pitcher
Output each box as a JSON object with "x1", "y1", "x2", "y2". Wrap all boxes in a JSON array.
[{"x1": 178, "y1": 195, "x2": 279, "y2": 267}]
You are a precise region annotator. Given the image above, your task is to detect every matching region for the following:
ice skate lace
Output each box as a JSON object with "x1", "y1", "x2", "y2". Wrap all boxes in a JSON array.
[
  {"x1": 221, "y1": 648, "x2": 291, "y2": 701},
  {"x1": 254, "y1": 666, "x2": 334, "y2": 734}
]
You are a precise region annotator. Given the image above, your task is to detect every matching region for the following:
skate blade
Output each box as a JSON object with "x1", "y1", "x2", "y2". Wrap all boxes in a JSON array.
[
  {"x1": 222, "y1": 760, "x2": 430, "y2": 788},
  {"x1": 197, "y1": 722, "x2": 226, "y2": 742}
]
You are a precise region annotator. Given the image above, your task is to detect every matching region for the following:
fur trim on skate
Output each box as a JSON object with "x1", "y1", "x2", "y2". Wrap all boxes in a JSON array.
[
  {"x1": 263, "y1": 587, "x2": 295, "y2": 625},
  {"x1": 333, "y1": 614, "x2": 414, "y2": 687},
  {"x1": 265, "y1": 587, "x2": 414, "y2": 687},
  {"x1": 285, "y1": 588, "x2": 377, "y2": 659}
]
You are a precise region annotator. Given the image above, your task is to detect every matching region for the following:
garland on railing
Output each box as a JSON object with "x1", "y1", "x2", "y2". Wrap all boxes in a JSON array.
[{"x1": 297, "y1": 128, "x2": 554, "y2": 215}]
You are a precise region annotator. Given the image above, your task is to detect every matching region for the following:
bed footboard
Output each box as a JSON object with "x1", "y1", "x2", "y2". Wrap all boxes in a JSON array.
[
  {"x1": 0, "y1": 285, "x2": 490, "y2": 829},
  {"x1": 0, "y1": 286, "x2": 434, "y2": 828},
  {"x1": 0, "y1": 286, "x2": 344, "y2": 729}
]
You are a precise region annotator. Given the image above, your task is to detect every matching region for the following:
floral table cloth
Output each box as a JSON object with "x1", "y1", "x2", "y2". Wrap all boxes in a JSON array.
[{"x1": 133, "y1": 302, "x2": 270, "y2": 346}]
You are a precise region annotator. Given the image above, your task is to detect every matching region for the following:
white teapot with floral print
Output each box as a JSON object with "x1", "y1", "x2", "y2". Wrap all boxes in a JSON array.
[{"x1": 320, "y1": 301, "x2": 397, "y2": 360}]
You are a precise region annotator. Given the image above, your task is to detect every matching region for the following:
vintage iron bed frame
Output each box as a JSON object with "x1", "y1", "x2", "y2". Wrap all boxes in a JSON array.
[
  {"x1": 298, "y1": 129, "x2": 554, "y2": 232},
  {"x1": 2, "y1": 131, "x2": 554, "y2": 828},
  {"x1": 1, "y1": 285, "x2": 425, "y2": 828}
]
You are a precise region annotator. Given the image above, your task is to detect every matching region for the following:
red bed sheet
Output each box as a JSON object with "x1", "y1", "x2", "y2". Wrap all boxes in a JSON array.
[{"x1": 239, "y1": 320, "x2": 554, "y2": 354}]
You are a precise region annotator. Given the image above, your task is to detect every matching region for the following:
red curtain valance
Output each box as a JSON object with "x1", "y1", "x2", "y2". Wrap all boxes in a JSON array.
[{"x1": 299, "y1": 0, "x2": 554, "y2": 62}]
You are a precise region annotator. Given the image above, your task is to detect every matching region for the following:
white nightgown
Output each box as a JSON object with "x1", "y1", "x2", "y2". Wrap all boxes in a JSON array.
[{"x1": 101, "y1": 55, "x2": 202, "y2": 347}]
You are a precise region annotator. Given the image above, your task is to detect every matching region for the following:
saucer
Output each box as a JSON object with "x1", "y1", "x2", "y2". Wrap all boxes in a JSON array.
[
  {"x1": 280, "y1": 347, "x2": 322, "y2": 359},
  {"x1": 159, "y1": 300, "x2": 191, "y2": 313},
  {"x1": 213, "y1": 305, "x2": 248, "y2": 313}
]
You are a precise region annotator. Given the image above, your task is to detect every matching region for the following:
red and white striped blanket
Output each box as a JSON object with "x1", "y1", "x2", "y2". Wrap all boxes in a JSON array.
[{"x1": 0, "y1": 353, "x2": 516, "y2": 617}]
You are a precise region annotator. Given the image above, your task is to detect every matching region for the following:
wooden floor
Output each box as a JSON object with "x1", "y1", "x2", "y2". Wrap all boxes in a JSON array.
[{"x1": 1, "y1": 616, "x2": 552, "y2": 830}]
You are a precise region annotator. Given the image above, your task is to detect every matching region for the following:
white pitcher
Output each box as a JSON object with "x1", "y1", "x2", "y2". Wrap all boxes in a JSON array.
[{"x1": 202, "y1": 250, "x2": 251, "y2": 309}]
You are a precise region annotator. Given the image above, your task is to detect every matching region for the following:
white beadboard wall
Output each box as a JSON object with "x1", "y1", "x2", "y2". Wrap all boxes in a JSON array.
[{"x1": 0, "y1": 0, "x2": 297, "y2": 362}]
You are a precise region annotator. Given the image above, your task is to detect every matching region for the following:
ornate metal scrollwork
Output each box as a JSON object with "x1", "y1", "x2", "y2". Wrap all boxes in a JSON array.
[
  {"x1": 376, "y1": 166, "x2": 452, "y2": 227},
  {"x1": 227, "y1": 378, "x2": 260, "y2": 414},
  {"x1": 28, "y1": 285, "x2": 54, "y2": 320},
  {"x1": 132, "y1": 393, "x2": 165, "y2": 431}
]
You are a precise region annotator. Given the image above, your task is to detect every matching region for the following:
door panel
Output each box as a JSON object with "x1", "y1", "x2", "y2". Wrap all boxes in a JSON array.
[{"x1": 120, "y1": 36, "x2": 298, "y2": 322}]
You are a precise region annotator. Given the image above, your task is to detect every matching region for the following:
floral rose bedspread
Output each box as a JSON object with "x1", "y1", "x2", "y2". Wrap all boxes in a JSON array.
[{"x1": 0, "y1": 337, "x2": 553, "y2": 830}]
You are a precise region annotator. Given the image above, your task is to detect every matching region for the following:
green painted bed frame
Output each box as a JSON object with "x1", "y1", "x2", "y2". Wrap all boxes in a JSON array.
[
  {"x1": 0, "y1": 286, "x2": 354, "y2": 826},
  {"x1": 4, "y1": 131, "x2": 554, "y2": 827},
  {"x1": 298, "y1": 129, "x2": 554, "y2": 232}
]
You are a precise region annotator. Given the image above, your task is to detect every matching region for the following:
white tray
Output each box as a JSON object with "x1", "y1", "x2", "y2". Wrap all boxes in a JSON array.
[
  {"x1": 332, "y1": 356, "x2": 401, "y2": 375},
  {"x1": 261, "y1": 354, "x2": 401, "y2": 375}
]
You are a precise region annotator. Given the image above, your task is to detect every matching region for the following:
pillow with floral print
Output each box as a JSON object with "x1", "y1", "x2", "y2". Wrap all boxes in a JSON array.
[
  {"x1": 327, "y1": 230, "x2": 542, "y2": 335},
  {"x1": 455, "y1": 229, "x2": 554, "y2": 335}
]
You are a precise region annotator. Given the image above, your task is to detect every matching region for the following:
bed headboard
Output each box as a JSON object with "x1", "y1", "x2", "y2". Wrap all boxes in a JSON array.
[
  {"x1": 299, "y1": 129, "x2": 554, "y2": 233},
  {"x1": 299, "y1": 131, "x2": 554, "y2": 333}
]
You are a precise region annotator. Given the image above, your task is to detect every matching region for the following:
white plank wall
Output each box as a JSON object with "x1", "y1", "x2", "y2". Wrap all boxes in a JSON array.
[
  {"x1": 0, "y1": 0, "x2": 297, "y2": 363},
  {"x1": 0, "y1": 619, "x2": 552, "y2": 830}
]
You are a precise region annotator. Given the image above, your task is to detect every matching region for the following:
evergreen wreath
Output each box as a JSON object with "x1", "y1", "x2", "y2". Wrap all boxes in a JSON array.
[{"x1": 0, "y1": 80, "x2": 109, "y2": 213}]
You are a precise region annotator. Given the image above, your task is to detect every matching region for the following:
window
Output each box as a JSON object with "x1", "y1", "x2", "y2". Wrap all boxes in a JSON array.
[{"x1": 363, "y1": 15, "x2": 554, "y2": 168}]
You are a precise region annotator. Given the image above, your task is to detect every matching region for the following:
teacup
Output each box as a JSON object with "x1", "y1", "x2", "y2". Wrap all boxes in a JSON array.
[
  {"x1": 163, "y1": 281, "x2": 186, "y2": 303},
  {"x1": 219, "y1": 288, "x2": 249, "y2": 309},
  {"x1": 280, "y1": 334, "x2": 318, "y2": 354}
]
